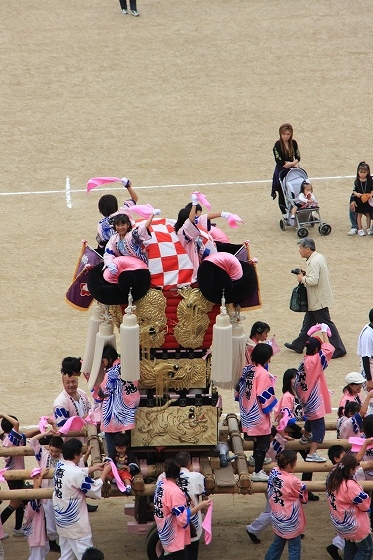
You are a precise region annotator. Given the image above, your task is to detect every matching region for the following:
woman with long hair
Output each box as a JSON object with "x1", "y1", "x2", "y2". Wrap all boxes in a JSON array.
[
  {"x1": 271, "y1": 123, "x2": 301, "y2": 214},
  {"x1": 326, "y1": 454, "x2": 373, "y2": 559}
]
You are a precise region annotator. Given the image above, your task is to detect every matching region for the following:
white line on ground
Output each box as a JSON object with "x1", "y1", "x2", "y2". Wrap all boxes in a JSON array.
[
  {"x1": 0, "y1": 175, "x2": 356, "y2": 197},
  {"x1": 65, "y1": 176, "x2": 72, "y2": 208}
]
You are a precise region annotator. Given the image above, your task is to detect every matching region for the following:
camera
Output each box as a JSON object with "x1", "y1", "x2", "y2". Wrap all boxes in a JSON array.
[{"x1": 291, "y1": 268, "x2": 302, "y2": 275}]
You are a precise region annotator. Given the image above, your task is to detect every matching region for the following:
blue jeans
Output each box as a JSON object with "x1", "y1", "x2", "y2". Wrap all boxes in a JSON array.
[
  {"x1": 350, "y1": 206, "x2": 358, "y2": 230},
  {"x1": 104, "y1": 431, "x2": 121, "y2": 458},
  {"x1": 265, "y1": 534, "x2": 301, "y2": 560},
  {"x1": 344, "y1": 534, "x2": 373, "y2": 560}
]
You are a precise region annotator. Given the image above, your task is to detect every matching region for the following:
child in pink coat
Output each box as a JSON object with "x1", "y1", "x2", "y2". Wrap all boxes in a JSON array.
[
  {"x1": 237, "y1": 343, "x2": 277, "y2": 482},
  {"x1": 174, "y1": 194, "x2": 218, "y2": 283},
  {"x1": 326, "y1": 453, "x2": 373, "y2": 559},
  {"x1": 153, "y1": 458, "x2": 211, "y2": 559},
  {"x1": 265, "y1": 450, "x2": 308, "y2": 560},
  {"x1": 294, "y1": 327, "x2": 334, "y2": 463},
  {"x1": 337, "y1": 391, "x2": 373, "y2": 440},
  {"x1": 23, "y1": 468, "x2": 49, "y2": 560}
]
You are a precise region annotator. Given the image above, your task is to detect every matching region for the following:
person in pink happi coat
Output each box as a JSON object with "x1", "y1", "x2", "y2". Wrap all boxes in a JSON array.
[
  {"x1": 265, "y1": 450, "x2": 308, "y2": 560},
  {"x1": 236, "y1": 343, "x2": 277, "y2": 482},
  {"x1": 23, "y1": 468, "x2": 50, "y2": 560},
  {"x1": 153, "y1": 458, "x2": 211, "y2": 559},
  {"x1": 326, "y1": 453, "x2": 373, "y2": 560}
]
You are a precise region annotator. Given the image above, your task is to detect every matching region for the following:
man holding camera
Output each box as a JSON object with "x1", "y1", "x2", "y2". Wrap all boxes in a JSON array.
[{"x1": 285, "y1": 237, "x2": 346, "y2": 358}]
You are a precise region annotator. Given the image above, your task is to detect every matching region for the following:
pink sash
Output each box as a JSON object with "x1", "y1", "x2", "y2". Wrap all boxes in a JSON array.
[
  {"x1": 202, "y1": 502, "x2": 213, "y2": 545},
  {"x1": 105, "y1": 458, "x2": 126, "y2": 492}
]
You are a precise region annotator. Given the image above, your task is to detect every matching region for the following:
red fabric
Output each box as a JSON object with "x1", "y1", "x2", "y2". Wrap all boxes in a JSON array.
[
  {"x1": 108, "y1": 469, "x2": 132, "y2": 482},
  {"x1": 140, "y1": 218, "x2": 194, "y2": 289}
]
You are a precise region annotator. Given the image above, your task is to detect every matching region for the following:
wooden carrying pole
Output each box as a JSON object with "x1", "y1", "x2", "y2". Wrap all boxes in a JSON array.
[
  {"x1": 4, "y1": 472, "x2": 373, "y2": 500},
  {"x1": 0, "y1": 433, "x2": 88, "y2": 458},
  {"x1": 226, "y1": 413, "x2": 250, "y2": 490},
  {"x1": 242, "y1": 438, "x2": 351, "y2": 452}
]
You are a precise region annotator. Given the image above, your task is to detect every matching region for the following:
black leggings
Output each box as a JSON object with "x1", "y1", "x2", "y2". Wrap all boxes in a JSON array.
[
  {"x1": 119, "y1": 0, "x2": 137, "y2": 10},
  {"x1": 253, "y1": 434, "x2": 271, "y2": 473},
  {"x1": 288, "y1": 423, "x2": 312, "y2": 481},
  {"x1": 160, "y1": 550, "x2": 186, "y2": 560}
]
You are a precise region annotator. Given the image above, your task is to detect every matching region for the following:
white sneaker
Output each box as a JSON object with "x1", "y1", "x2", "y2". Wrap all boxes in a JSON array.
[
  {"x1": 358, "y1": 229, "x2": 366, "y2": 236},
  {"x1": 248, "y1": 456, "x2": 271, "y2": 466},
  {"x1": 0, "y1": 533, "x2": 9, "y2": 540},
  {"x1": 251, "y1": 470, "x2": 269, "y2": 482},
  {"x1": 121, "y1": 8, "x2": 128, "y2": 13},
  {"x1": 347, "y1": 228, "x2": 358, "y2": 236},
  {"x1": 367, "y1": 229, "x2": 373, "y2": 235},
  {"x1": 305, "y1": 453, "x2": 326, "y2": 463},
  {"x1": 299, "y1": 435, "x2": 312, "y2": 444},
  {"x1": 13, "y1": 528, "x2": 25, "y2": 537},
  {"x1": 130, "y1": 9, "x2": 140, "y2": 16}
]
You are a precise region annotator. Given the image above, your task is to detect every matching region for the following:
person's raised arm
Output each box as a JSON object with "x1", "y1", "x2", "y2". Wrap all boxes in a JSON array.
[
  {"x1": 206, "y1": 212, "x2": 224, "y2": 220},
  {"x1": 30, "y1": 429, "x2": 55, "y2": 442},
  {"x1": 189, "y1": 194, "x2": 198, "y2": 223},
  {"x1": 0, "y1": 412, "x2": 19, "y2": 433},
  {"x1": 24, "y1": 427, "x2": 41, "y2": 439},
  {"x1": 125, "y1": 181, "x2": 139, "y2": 204},
  {"x1": 144, "y1": 213, "x2": 154, "y2": 229},
  {"x1": 355, "y1": 438, "x2": 373, "y2": 463},
  {"x1": 360, "y1": 390, "x2": 373, "y2": 418}
]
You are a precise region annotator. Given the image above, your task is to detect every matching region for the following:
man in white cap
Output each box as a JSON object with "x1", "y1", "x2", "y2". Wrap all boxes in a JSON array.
[{"x1": 357, "y1": 309, "x2": 373, "y2": 391}]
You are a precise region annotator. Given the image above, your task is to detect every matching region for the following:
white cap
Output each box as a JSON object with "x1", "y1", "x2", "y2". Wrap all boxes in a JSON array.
[{"x1": 345, "y1": 372, "x2": 365, "y2": 385}]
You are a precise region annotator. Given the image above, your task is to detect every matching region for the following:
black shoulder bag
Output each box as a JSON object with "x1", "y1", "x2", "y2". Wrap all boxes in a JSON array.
[{"x1": 290, "y1": 282, "x2": 308, "y2": 312}]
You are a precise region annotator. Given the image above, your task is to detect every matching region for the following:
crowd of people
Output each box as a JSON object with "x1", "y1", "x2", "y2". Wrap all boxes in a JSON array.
[
  {"x1": 239, "y1": 306, "x2": 373, "y2": 560},
  {"x1": 2, "y1": 148, "x2": 373, "y2": 560}
]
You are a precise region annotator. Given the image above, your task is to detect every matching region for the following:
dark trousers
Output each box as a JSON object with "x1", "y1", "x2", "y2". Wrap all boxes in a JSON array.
[
  {"x1": 288, "y1": 423, "x2": 312, "y2": 481},
  {"x1": 187, "y1": 540, "x2": 199, "y2": 560},
  {"x1": 291, "y1": 307, "x2": 346, "y2": 356},
  {"x1": 119, "y1": 0, "x2": 137, "y2": 10},
  {"x1": 160, "y1": 550, "x2": 187, "y2": 560},
  {"x1": 253, "y1": 434, "x2": 271, "y2": 473}
]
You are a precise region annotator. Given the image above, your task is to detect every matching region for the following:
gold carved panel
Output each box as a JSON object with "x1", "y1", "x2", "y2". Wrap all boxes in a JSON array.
[
  {"x1": 173, "y1": 287, "x2": 213, "y2": 349},
  {"x1": 139, "y1": 357, "x2": 210, "y2": 393},
  {"x1": 132, "y1": 401, "x2": 218, "y2": 447}
]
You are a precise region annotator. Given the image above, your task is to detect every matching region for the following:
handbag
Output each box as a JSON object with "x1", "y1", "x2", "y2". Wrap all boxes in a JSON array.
[
  {"x1": 184, "y1": 491, "x2": 197, "y2": 538},
  {"x1": 290, "y1": 282, "x2": 308, "y2": 312}
]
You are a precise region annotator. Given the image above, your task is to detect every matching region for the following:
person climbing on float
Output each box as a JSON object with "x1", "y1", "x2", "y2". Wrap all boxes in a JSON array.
[
  {"x1": 175, "y1": 193, "x2": 244, "y2": 284},
  {"x1": 103, "y1": 210, "x2": 159, "y2": 283},
  {"x1": 183, "y1": 191, "x2": 242, "y2": 244}
]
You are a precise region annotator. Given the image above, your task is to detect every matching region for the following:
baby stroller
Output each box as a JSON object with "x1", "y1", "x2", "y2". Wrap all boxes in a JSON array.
[{"x1": 279, "y1": 167, "x2": 331, "y2": 238}]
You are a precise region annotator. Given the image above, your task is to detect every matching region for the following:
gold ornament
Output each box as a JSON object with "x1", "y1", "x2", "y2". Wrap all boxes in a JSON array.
[
  {"x1": 133, "y1": 399, "x2": 218, "y2": 446},
  {"x1": 134, "y1": 289, "x2": 167, "y2": 352},
  {"x1": 173, "y1": 287, "x2": 213, "y2": 349},
  {"x1": 139, "y1": 357, "x2": 208, "y2": 394}
]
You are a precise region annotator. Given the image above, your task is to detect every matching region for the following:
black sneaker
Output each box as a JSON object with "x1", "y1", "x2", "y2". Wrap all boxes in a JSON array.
[
  {"x1": 326, "y1": 544, "x2": 342, "y2": 560},
  {"x1": 246, "y1": 528, "x2": 261, "y2": 544},
  {"x1": 307, "y1": 492, "x2": 320, "y2": 501},
  {"x1": 49, "y1": 540, "x2": 61, "y2": 553},
  {"x1": 284, "y1": 343, "x2": 303, "y2": 354}
]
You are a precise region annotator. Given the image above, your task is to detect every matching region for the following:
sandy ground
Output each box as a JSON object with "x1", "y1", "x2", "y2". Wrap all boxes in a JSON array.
[{"x1": 1, "y1": 0, "x2": 373, "y2": 558}]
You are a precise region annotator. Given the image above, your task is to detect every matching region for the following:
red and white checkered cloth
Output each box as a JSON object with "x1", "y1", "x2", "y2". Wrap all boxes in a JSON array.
[{"x1": 142, "y1": 218, "x2": 194, "y2": 289}]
